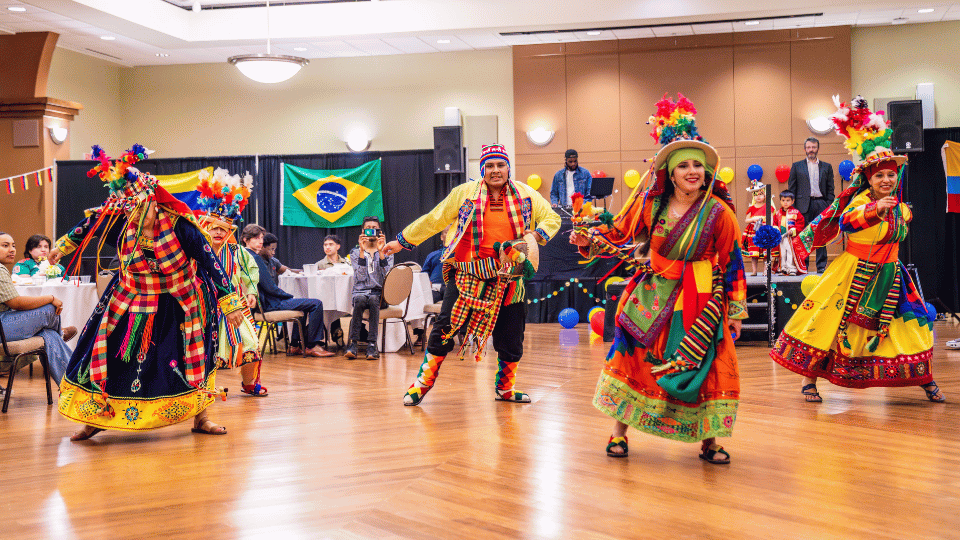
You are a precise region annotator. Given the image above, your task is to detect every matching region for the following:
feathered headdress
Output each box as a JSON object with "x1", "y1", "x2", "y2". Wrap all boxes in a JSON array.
[
  {"x1": 86, "y1": 144, "x2": 157, "y2": 212},
  {"x1": 649, "y1": 93, "x2": 704, "y2": 146},
  {"x1": 830, "y1": 94, "x2": 906, "y2": 184},
  {"x1": 195, "y1": 167, "x2": 254, "y2": 230}
]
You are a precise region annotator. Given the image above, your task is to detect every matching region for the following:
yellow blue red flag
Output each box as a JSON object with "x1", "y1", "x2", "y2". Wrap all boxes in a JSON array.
[
  {"x1": 155, "y1": 167, "x2": 214, "y2": 210},
  {"x1": 941, "y1": 141, "x2": 960, "y2": 213},
  {"x1": 281, "y1": 160, "x2": 383, "y2": 227}
]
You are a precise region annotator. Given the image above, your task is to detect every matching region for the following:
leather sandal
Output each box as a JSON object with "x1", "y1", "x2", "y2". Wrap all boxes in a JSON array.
[
  {"x1": 241, "y1": 383, "x2": 268, "y2": 397},
  {"x1": 699, "y1": 443, "x2": 731, "y2": 465},
  {"x1": 606, "y1": 435, "x2": 628, "y2": 458},
  {"x1": 921, "y1": 381, "x2": 946, "y2": 403},
  {"x1": 70, "y1": 425, "x2": 105, "y2": 441},
  {"x1": 801, "y1": 383, "x2": 823, "y2": 403},
  {"x1": 191, "y1": 419, "x2": 227, "y2": 435}
]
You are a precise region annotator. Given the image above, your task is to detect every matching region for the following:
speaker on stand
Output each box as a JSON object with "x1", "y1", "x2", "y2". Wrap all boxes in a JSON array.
[{"x1": 433, "y1": 126, "x2": 466, "y2": 193}]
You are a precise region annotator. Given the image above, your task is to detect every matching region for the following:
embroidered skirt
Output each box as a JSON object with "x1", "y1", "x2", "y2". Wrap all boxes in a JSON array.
[{"x1": 770, "y1": 252, "x2": 934, "y2": 388}]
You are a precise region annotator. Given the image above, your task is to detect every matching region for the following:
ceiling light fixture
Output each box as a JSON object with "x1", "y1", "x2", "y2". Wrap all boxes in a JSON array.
[
  {"x1": 526, "y1": 127, "x2": 555, "y2": 147},
  {"x1": 918, "y1": 8, "x2": 934, "y2": 14},
  {"x1": 7, "y1": 6, "x2": 26, "y2": 12},
  {"x1": 437, "y1": 39, "x2": 450, "y2": 44},
  {"x1": 101, "y1": 36, "x2": 116, "y2": 40},
  {"x1": 293, "y1": 47, "x2": 307, "y2": 51},
  {"x1": 806, "y1": 116, "x2": 833, "y2": 135},
  {"x1": 156, "y1": 53, "x2": 169, "y2": 57},
  {"x1": 192, "y1": 1, "x2": 202, "y2": 12},
  {"x1": 228, "y1": 0, "x2": 308, "y2": 84},
  {"x1": 745, "y1": 21, "x2": 760, "y2": 25},
  {"x1": 586, "y1": 30, "x2": 602, "y2": 36}
]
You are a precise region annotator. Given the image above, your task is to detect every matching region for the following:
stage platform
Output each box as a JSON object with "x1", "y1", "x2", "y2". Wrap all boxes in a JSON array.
[{"x1": 2, "y1": 322, "x2": 959, "y2": 539}]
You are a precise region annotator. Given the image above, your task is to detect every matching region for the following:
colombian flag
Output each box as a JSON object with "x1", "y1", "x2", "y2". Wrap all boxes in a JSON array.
[
  {"x1": 281, "y1": 160, "x2": 383, "y2": 227},
  {"x1": 155, "y1": 167, "x2": 214, "y2": 210}
]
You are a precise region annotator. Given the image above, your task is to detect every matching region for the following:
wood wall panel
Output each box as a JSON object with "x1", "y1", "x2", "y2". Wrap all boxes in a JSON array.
[
  {"x1": 565, "y1": 45, "x2": 620, "y2": 153},
  {"x1": 790, "y1": 27, "x2": 852, "y2": 147},
  {"x1": 513, "y1": 48, "x2": 567, "y2": 157},
  {"x1": 619, "y1": 47, "x2": 735, "y2": 152},
  {"x1": 733, "y1": 42, "x2": 793, "y2": 147}
]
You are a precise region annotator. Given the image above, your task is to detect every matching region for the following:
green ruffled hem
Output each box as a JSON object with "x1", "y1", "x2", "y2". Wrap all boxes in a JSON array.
[{"x1": 593, "y1": 373, "x2": 738, "y2": 442}]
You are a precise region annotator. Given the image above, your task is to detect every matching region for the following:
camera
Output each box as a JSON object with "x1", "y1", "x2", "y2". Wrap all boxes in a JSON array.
[{"x1": 363, "y1": 228, "x2": 381, "y2": 238}]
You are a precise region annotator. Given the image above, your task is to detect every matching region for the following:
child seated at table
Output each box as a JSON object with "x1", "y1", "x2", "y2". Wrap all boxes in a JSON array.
[
  {"x1": 0, "y1": 232, "x2": 75, "y2": 385},
  {"x1": 12, "y1": 234, "x2": 65, "y2": 278},
  {"x1": 344, "y1": 217, "x2": 394, "y2": 360}
]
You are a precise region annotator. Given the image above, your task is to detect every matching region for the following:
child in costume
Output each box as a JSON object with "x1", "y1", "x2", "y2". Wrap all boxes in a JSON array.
[
  {"x1": 771, "y1": 190, "x2": 807, "y2": 275},
  {"x1": 570, "y1": 94, "x2": 747, "y2": 464},
  {"x1": 770, "y1": 96, "x2": 944, "y2": 404},
  {"x1": 51, "y1": 145, "x2": 247, "y2": 441},
  {"x1": 742, "y1": 180, "x2": 774, "y2": 275},
  {"x1": 194, "y1": 167, "x2": 267, "y2": 396},
  {"x1": 381, "y1": 144, "x2": 560, "y2": 406}
]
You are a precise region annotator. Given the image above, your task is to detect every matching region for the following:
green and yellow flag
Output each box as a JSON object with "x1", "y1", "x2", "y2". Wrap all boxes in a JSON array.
[{"x1": 281, "y1": 160, "x2": 384, "y2": 227}]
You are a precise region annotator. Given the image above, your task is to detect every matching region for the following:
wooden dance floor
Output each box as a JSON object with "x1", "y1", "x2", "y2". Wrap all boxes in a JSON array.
[{"x1": 2, "y1": 323, "x2": 959, "y2": 539}]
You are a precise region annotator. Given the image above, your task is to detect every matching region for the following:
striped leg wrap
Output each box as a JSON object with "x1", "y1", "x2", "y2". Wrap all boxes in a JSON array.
[
  {"x1": 415, "y1": 352, "x2": 445, "y2": 388},
  {"x1": 495, "y1": 358, "x2": 518, "y2": 391}
]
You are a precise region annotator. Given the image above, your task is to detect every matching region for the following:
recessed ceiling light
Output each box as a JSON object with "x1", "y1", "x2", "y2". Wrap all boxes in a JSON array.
[
  {"x1": 100, "y1": 36, "x2": 116, "y2": 40},
  {"x1": 156, "y1": 53, "x2": 169, "y2": 57},
  {"x1": 586, "y1": 30, "x2": 602, "y2": 36},
  {"x1": 7, "y1": 6, "x2": 27, "y2": 12},
  {"x1": 892, "y1": 17, "x2": 908, "y2": 24},
  {"x1": 294, "y1": 47, "x2": 307, "y2": 51},
  {"x1": 744, "y1": 21, "x2": 760, "y2": 26},
  {"x1": 918, "y1": 8, "x2": 934, "y2": 13},
  {"x1": 437, "y1": 39, "x2": 450, "y2": 44}
]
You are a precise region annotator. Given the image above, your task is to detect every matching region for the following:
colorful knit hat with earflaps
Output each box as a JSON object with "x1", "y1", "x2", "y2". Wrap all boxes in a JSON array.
[
  {"x1": 479, "y1": 144, "x2": 510, "y2": 179},
  {"x1": 195, "y1": 168, "x2": 254, "y2": 232},
  {"x1": 830, "y1": 94, "x2": 906, "y2": 185}
]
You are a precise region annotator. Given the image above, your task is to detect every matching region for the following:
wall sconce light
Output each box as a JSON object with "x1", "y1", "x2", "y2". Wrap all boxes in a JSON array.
[
  {"x1": 49, "y1": 126, "x2": 68, "y2": 145},
  {"x1": 345, "y1": 133, "x2": 371, "y2": 152},
  {"x1": 526, "y1": 127, "x2": 555, "y2": 147},
  {"x1": 806, "y1": 116, "x2": 833, "y2": 135}
]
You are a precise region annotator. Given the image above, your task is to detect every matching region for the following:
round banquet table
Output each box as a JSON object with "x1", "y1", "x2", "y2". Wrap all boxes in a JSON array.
[
  {"x1": 279, "y1": 270, "x2": 432, "y2": 353},
  {"x1": 13, "y1": 281, "x2": 99, "y2": 347}
]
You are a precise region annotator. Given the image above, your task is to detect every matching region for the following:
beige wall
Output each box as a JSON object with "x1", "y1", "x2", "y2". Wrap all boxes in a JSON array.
[
  {"x1": 47, "y1": 48, "x2": 123, "y2": 160},
  {"x1": 853, "y1": 21, "x2": 960, "y2": 129}
]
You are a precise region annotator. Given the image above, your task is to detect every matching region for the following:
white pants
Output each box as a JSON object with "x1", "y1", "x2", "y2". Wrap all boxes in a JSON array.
[{"x1": 779, "y1": 237, "x2": 797, "y2": 274}]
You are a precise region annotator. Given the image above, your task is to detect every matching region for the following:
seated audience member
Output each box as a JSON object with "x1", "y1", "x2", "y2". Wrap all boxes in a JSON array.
[
  {"x1": 421, "y1": 226, "x2": 449, "y2": 303},
  {"x1": 12, "y1": 234, "x2": 65, "y2": 278},
  {"x1": 260, "y1": 233, "x2": 288, "y2": 283},
  {"x1": 241, "y1": 224, "x2": 333, "y2": 358},
  {"x1": 0, "y1": 232, "x2": 75, "y2": 385},
  {"x1": 344, "y1": 217, "x2": 394, "y2": 360},
  {"x1": 317, "y1": 234, "x2": 349, "y2": 269}
]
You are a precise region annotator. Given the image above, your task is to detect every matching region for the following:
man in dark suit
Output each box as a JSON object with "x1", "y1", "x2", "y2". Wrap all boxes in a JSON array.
[{"x1": 787, "y1": 137, "x2": 835, "y2": 273}]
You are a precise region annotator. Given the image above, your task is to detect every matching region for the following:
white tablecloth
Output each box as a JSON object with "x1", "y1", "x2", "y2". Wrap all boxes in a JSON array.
[
  {"x1": 279, "y1": 271, "x2": 432, "y2": 353},
  {"x1": 14, "y1": 282, "x2": 98, "y2": 346}
]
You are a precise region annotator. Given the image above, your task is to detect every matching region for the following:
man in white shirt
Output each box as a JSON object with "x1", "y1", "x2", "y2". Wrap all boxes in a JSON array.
[
  {"x1": 787, "y1": 137, "x2": 835, "y2": 273},
  {"x1": 550, "y1": 149, "x2": 592, "y2": 207}
]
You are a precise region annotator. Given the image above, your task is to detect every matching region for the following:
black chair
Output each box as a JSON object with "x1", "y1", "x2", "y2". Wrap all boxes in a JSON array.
[{"x1": 0, "y1": 319, "x2": 53, "y2": 413}]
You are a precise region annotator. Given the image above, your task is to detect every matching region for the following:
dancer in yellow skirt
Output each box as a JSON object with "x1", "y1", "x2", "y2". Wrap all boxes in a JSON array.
[
  {"x1": 770, "y1": 96, "x2": 944, "y2": 403},
  {"x1": 194, "y1": 168, "x2": 267, "y2": 396}
]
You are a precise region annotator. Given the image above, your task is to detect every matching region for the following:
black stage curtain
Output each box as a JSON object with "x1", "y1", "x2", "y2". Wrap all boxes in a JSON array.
[
  {"x1": 257, "y1": 150, "x2": 459, "y2": 267},
  {"x1": 899, "y1": 128, "x2": 960, "y2": 312}
]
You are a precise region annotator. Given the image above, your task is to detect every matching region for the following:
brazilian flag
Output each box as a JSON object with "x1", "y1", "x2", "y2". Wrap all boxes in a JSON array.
[{"x1": 281, "y1": 160, "x2": 384, "y2": 227}]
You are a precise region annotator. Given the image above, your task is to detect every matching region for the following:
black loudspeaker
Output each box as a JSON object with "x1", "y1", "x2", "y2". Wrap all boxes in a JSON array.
[
  {"x1": 887, "y1": 100, "x2": 924, "y2": 153},
  {"x1": 433, "y1": 126, "x2": 463, "y2": 173}
]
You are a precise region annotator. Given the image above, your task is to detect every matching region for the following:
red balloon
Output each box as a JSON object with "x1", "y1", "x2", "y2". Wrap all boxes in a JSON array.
[
  {"x1": 590, "y1": 309, "x2": 605, "y2": 335},
  {"x1": 776, "y1": 164, "x2": 790, "y2": 183},
  {"x1": 593, "y1": 170, "x2": 607, "y2": 178}
]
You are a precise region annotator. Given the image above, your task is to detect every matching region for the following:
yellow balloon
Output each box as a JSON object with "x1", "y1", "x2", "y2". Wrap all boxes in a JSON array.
[
  {"x1": 717, "y1": 167, "x2": 734, "y2": 184},
  {"x1": 624, "y1": 169, "x2": 641, "y2": 189},
  {"x1": 800, "y1": 274, "x2": 820, "y2": 297},
  {"x1": 604, "y1": 276, "x2": 625, "y2": 291},
  {"x1": 526, "y1": 174, "x2": 542, "y2": 190}
]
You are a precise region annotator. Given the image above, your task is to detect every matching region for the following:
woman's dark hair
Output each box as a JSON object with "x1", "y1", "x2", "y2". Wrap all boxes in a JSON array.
[
  {"x1": 262, "y1": 232, "x2": 278, "y2": 248},
  {"x1": 324, "y1": 234, "x2": 342, "y2": 245},
  {"x1": 240, "y1": 224, "x2": 266, "y2": 245},
  {"x1": 636, "y1": 169, "x2": 714, "y2": 257},
  {"x1": 24, "y1": 234, "x2": 52, "y2": 259}
]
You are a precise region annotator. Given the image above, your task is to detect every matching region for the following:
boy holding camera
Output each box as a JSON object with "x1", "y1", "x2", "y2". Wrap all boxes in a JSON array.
[{"x1": 345, "y1": 216, "x2": 394, "y2": 359}]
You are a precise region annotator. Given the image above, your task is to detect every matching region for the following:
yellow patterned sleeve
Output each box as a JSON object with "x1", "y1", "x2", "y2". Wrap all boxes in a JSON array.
[
  {"x1": 398, "y1": 181, "x2": 475, "y2": 249},
  {"x1": 218, "y1": 292, "x2": 244, "y2": 315},
  {"x1": 54, "y1": 234, "x2": 78, "y2": 256}
]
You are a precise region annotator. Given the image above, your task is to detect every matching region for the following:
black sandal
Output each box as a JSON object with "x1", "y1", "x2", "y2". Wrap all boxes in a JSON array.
[
  {"x1": 801, "y1": 383, "x2": 823, "y2": 403},
  {"x1": 921, "y1": 381, "x2": 946, "y2": 403},
  {"x1": 699, "y1": 443, "x2": 731, "y2": 465},
  {"x1": 606, "y1": 435, "x2": 628, "y2": 458}
]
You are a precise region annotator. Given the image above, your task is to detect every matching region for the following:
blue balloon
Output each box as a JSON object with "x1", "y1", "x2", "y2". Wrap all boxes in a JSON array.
[
  {"x1": 558, "y1": 307, "x2": 579, "y2": 329},
  {"x1": 747, "y1": 164, "x2": 764, "y2": 181},
  {"x1": 838, "y1": 159, "x2": 855, "y2": 182},
  {"x1": 925, "y1": 302, "x2": 937, "y2": 321}
]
